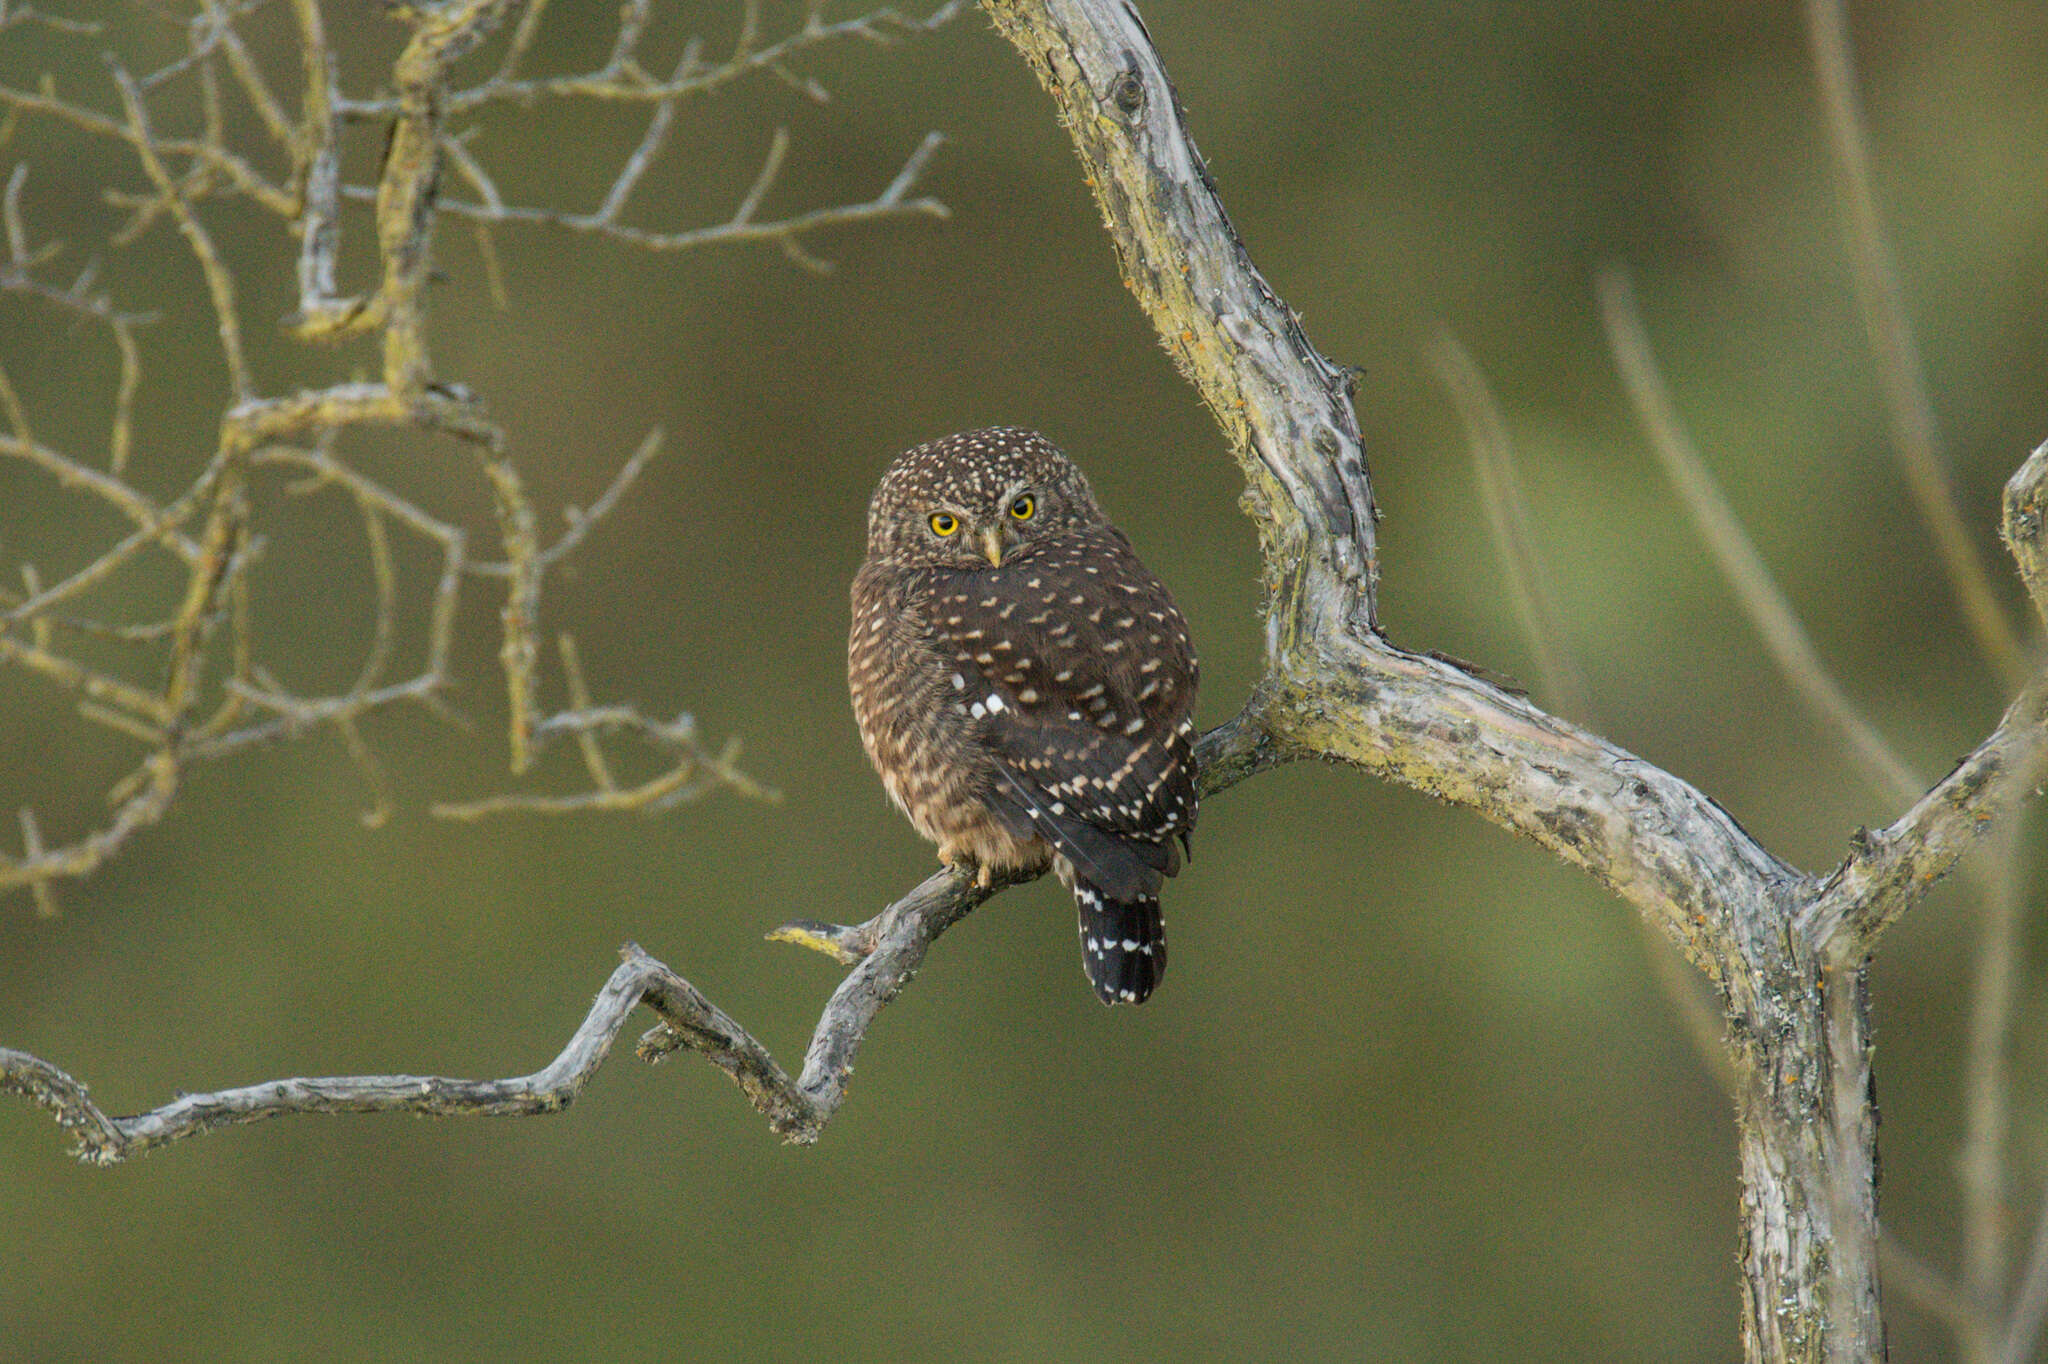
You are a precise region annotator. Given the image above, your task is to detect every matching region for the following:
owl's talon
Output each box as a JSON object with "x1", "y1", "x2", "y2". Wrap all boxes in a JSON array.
[{"x1": 938, "y1": 858, "x2": 992, "y2": 889}]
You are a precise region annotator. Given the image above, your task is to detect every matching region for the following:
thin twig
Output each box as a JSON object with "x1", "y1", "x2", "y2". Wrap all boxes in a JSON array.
[
  {"x1": 197, "y1": 0, "x2": 295, "y2": 150},
  {"x1": 2003, "y1": 1164, "x2": 2048, "y2": 1364},
  {"x1": 2, "y1": 0, "x2": 954, "y2": 909},
  {"x1": 1427, "y1": 326, "x2": 1591, "y2": 718},
  {"x1": 337, "y1": 1, "x2": 967, "y2": 117},
  {"x1": 1798, "y1": 676, "x2": 2048, "y2": 952},
  {"x1": 428, "y1": 707, "x2": 774, "y2": 819},
  {"x1": 1801, "y1": 0, "x2": 2031, "y2": 690},
  {"x1": 16, "y1": 809, "x2": 57, "y2": 918},
  {"x1": 1598, "y1": 265, "x2": 1923, "y2": 806},
  {"x1": 109, "y1": 63, "x2": 252, "y2": 400},
  {"x1": 557, "y1": 634, "x2": 617, "y2": 795},
  {"x1": 353, "y1": 130, "x2": 951, "y2": 272},
  {"x1": 468, "y1": 428, "x2": 665, "y2": 576},
  {"x1": 1428, "y1": 325, "x2": 1735, "y2": 1091},
  {"x1": 0, "y1": 3, "x2": 102, "y2": 35},
  {"x1": 0, "y1": 82, "x2": 296, "y2": 217}
]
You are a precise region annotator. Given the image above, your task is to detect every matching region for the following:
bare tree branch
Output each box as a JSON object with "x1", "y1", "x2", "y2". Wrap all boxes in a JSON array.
[
  {"x1": 412, "y1": 128, "x2": 950, "y2": 274},
  {"x1": 0, "y1": 862, "x2": 1009, "y2": 1165},
  {"x1": 334, "y1": 2, "x2": 968, "y2": 118},
  {"x1": 2005, "y1": 440, "x2": 2048, "y2": 628},
  {"x1": 1605, "y1": 263, "x2": 2046, "y2": 1358},
  {"x1": 0, "y1": 943, "x2": 783, "y2": 1165},
  {"x1": 0, "y1": 686, "x2": 1280, "y2": 1164},
  {"x1": 1599, "y1": 265, "x2": 1927, "y2": 807},
  {"x1": 1801, "y1": 683, "x2": 2047, "y2": 955},
  {"x1": 1801, "y1": 0, "x2": 2031, "y2": 691},
  {"x1": 0, "y1": 0, "x2": 961, "y2": 902},
  {"x1": 0, "y1": 2, "x2": 101, "y2": 36}
]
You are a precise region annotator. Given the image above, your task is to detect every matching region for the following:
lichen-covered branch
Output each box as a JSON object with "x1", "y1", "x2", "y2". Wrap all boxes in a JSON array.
[
  {"x1": 2004, "y1": 439, "x2": 2048, "y2": 628},
  {"x1": 981, "y1": 1, "x2": 1377, "y2": 619},
  {"x1": 0, "y1": 681, "x2": 1332, "y2": 1160},
  {"x1": 646, "y1": 865, "x2": 1004, "y2": 1140},
  {"x1": 979, "y1": 0, "x2": 1817, "y2": 977},
  {"x1": 1796, "y1": 440, "x2": 2048, "y2": 958},
  {"x1": 1802, "y1": 678, "x2": 2048, "y2": 956}
]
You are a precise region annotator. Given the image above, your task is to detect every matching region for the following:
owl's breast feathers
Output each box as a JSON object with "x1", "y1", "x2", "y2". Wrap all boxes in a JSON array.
[{"x1": 850, "y1": 553, "x2": 1038, "y2": 875}]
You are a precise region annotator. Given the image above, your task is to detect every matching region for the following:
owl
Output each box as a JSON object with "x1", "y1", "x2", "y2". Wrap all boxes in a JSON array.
[{"x1": 849, "y1": 428, "x2": 1199, "y2": 1005}]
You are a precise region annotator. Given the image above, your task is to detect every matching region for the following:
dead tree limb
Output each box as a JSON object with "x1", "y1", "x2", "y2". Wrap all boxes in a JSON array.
[
  {"x1": 0, "y1": 866, "x2": 999, "y2": 1163},
  {"x1": 0, "y1": 941, "x2": 802, "y2": 1165}
]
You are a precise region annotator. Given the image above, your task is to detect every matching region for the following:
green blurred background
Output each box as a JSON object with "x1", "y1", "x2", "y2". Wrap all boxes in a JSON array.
[{"x1": 3, "y1": 1, "x2": 2045, "y2": 1359}]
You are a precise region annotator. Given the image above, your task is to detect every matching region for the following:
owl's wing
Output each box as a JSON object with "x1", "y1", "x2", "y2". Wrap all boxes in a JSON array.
[
  {"x1": 923, "y1": 530, "x2": 1198, "y2": 899},
  {"x1": 987, "y1": 724, "x2": 1192, "y2": 899}
]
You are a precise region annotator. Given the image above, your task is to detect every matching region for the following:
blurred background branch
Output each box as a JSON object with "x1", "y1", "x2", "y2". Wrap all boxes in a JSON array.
[{"x1": 0, "y1": 0, "x2": 960, "y2": 904}]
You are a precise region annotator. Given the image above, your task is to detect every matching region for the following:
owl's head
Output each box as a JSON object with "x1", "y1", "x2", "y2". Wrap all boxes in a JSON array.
[{"x1": 866, "y1": 428, "x2": 1107, "y2": 569}]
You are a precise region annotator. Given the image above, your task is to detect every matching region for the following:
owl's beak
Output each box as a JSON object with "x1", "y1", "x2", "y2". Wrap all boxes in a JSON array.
[{"x1": 978, "y1": 525, "x2": 1007, "y2": 567}]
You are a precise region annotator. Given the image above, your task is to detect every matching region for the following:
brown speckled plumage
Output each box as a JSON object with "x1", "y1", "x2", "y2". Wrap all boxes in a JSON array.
[{"x1": 849, "y1": 428, "x2": 1199, "y2": 1005}]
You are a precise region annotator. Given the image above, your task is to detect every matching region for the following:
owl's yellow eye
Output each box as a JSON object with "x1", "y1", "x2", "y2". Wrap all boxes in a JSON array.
[
  {"x1": 929, "y1": 512, "x2": 960, "y2": 536},
  {"x1": 1009, "y1": 494, "x2": 1035, "y2": 521}
]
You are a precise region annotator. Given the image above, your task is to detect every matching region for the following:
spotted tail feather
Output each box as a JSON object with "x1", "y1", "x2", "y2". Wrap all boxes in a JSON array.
[{"x1": 1076, "y1": 881, "x2": 1166, "y2": 1006}]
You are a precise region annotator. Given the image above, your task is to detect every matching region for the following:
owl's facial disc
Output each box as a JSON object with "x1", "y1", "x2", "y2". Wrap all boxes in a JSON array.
[{"x1": 975, "y1": 480, "x2": 1040, "y2": 565}]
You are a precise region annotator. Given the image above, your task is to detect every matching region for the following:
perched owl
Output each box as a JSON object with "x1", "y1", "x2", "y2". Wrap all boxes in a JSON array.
[{"x1": 849, "y1": 428, "x2": 1199, "y2": 1005}]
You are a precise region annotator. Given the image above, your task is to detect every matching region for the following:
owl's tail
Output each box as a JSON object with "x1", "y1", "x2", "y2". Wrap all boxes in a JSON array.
[{"x1": 1075, "y1": 882, "x2": 1167, "y2": 1006}]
